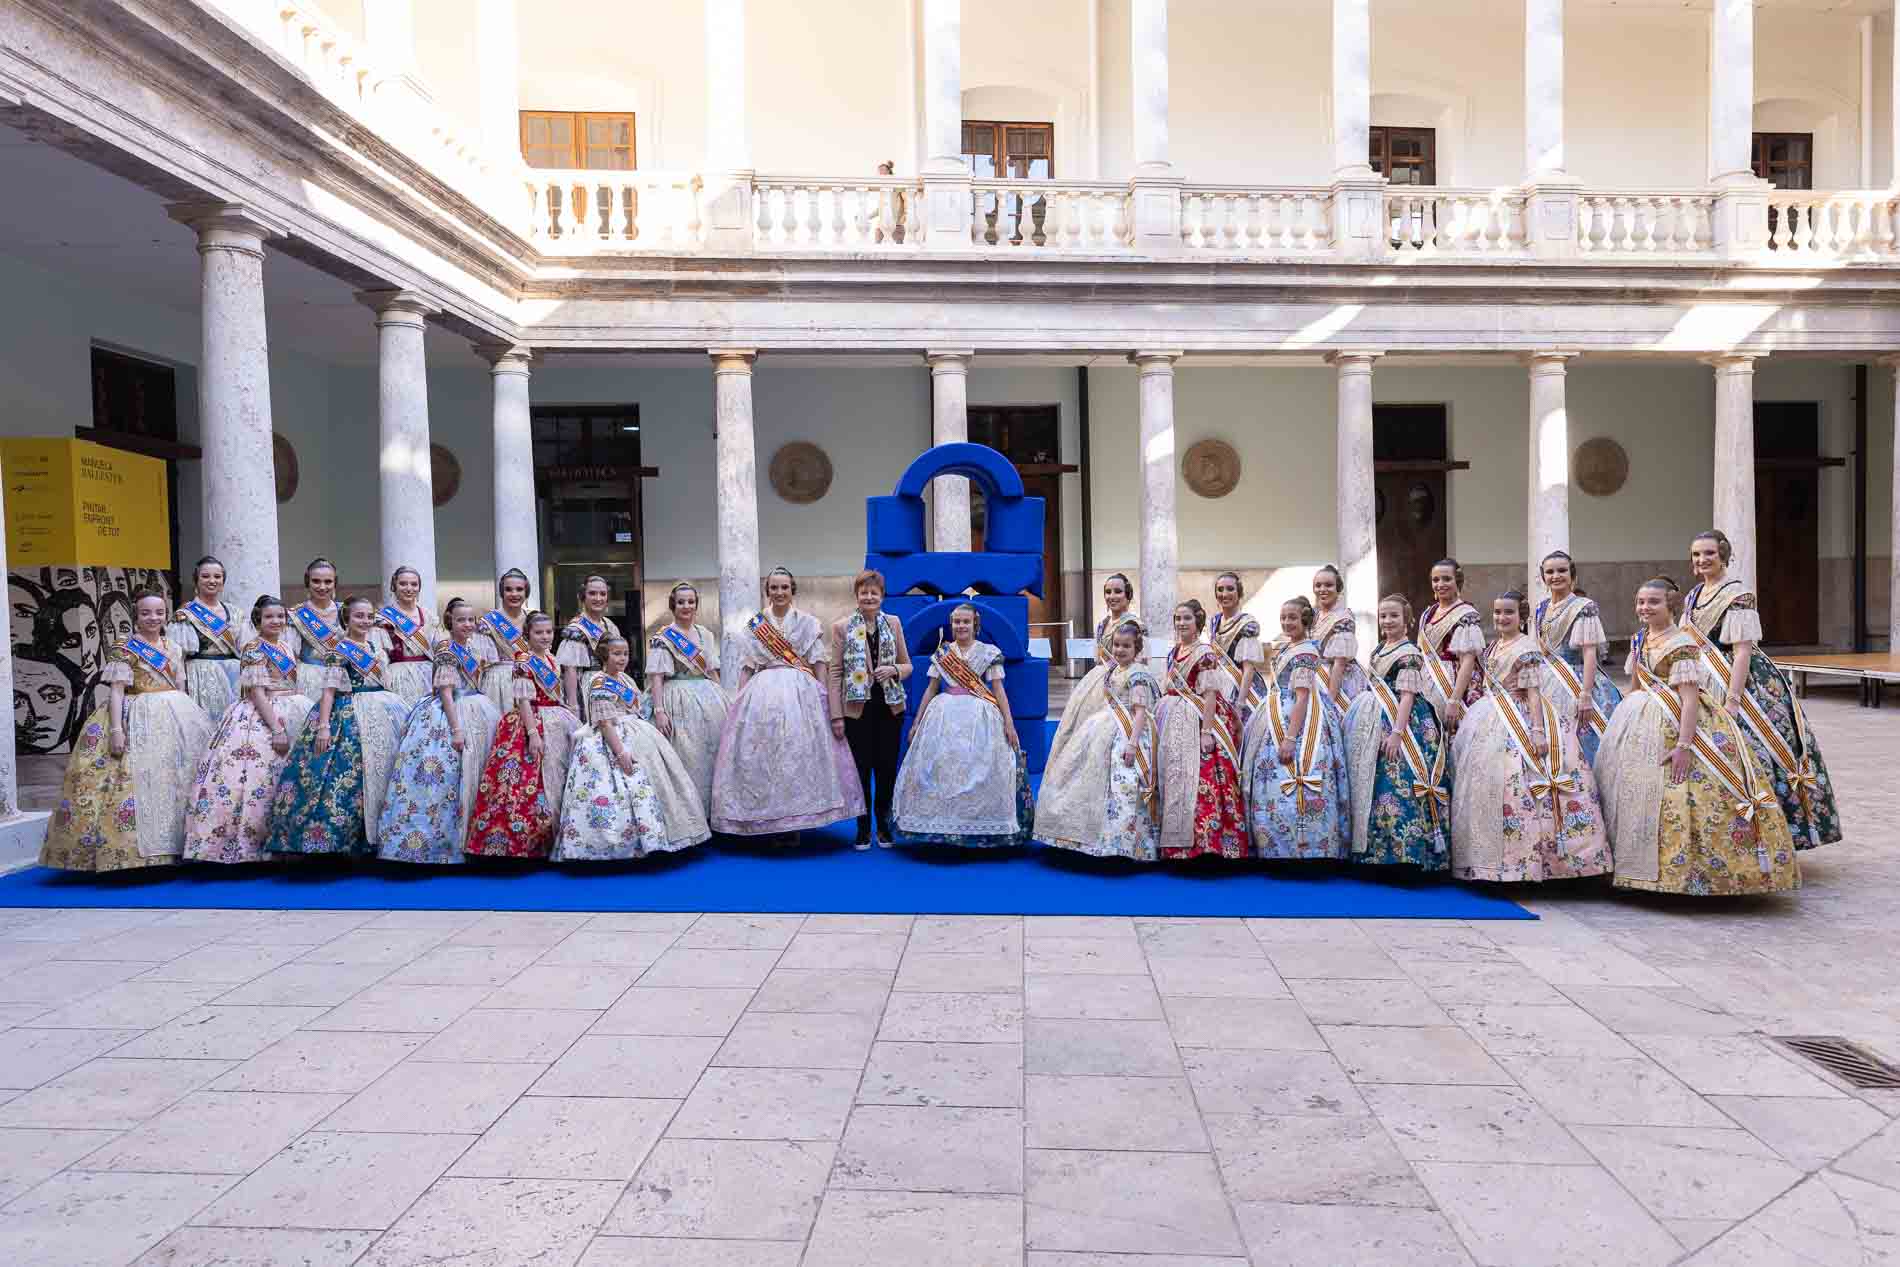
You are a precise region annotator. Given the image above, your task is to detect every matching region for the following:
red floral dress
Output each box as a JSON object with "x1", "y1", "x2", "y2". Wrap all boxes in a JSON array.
[
  {"x1": 1155, "y1": 644, "x2": 1250, "y2": 860},
  {"x1": 465, "y1": 652, "x2": 579, "y2": 858}
]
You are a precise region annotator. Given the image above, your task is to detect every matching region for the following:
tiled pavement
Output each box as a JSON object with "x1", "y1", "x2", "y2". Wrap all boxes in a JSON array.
[{"x1": 0, "y1": 691, "x2": 1896, "y2": 1266}]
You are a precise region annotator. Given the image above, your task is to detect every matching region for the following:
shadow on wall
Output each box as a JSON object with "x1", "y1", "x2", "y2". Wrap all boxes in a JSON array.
[{"x1": 11, "y1": 567, "x2": 174, "y2": 756}]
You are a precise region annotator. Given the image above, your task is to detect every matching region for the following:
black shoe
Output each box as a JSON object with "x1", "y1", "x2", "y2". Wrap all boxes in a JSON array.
[
  {"x1": 877, "y1": 819, "x2": 895, "y2": 849},
  {"x1": 853, "y1": 817, "x2": 872, "y2": 851}
]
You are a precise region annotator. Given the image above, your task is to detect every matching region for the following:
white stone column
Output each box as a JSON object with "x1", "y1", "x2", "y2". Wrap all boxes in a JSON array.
[
  {"x1": 927, "y1": 350, "x2": 974, "y2": 552},
  {"x1": 704, "y1": 0, "x2": 754, "y2": 250},
  {"x1": 1330, "y1": 351, "x2": 1381, "y2": 643},
  {"x1": 711, "y1": 350, "x2": 761, "y2": 690},
  {"x1": 921, "y1": 0, "x2": 971, "y2": 248},
  {"x1": 1526, "y1": 352, "x2": 1576, "y2": 602},
  {"x1": 1892, "y1": 2, "x2": 1900, "y2": 186},
  {"x1": 1133, "y1": 351, "x2": 1182, "y2": 635},
  {"x1": 1524, "y1": 0, "x2": 1565, "y2": 180},
  {"x1": 1709, "y1": 353, "x2": 1759, "y2": 587},
  {"x1": 360, "y1": 289, "x2": 439, "y2": 614},
  {"x1": 482, "y1": 344, "x2": 538, "y2": 608},
  {"x1": 475, "y1": 0, "x2": 520, "y2": 162},
  {"x1": 1708, "y1": 0, "x2": 1771, "y2": 255},
  {"x1": 1128, "y1": 0, "x2": 1181, "y2": 251},
  {"x1": 167, "y1": 203, "x2": 283, "y2": 612},
  {"x1": 1888, "y1": 356, "x2": 1900, "y2": 646},
  {"x1": 1329, "y1": 0, "x2": 1383, "y2": 260}
]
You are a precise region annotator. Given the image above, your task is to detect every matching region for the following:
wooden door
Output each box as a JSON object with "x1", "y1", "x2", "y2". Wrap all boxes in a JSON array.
[
  {"x1": 1374, "y1": 405, "x2": 1451, "y2": 621},
  {"x1": 1753, "y1": 402, "x2": 1820, "y2": 646},
  {"x1": 1020, "y1": 473, "x2": 1063, "y2": 628}
]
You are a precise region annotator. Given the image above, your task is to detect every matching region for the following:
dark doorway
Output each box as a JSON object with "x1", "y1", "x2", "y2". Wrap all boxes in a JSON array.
[
  {"x1": 1754, "y1": 402, "x2": 1823, "y2": 646},
  {"x1": 531, "y1": 405, "x2": 645, "y2": 635},
  {"x1": 968, "y1": 404, "x2": 1069, "y2": 632},
  {"x1": 1374, "y1": 404, "x2": 1452, "y2": 622},
  {"x1": 84, "y1": 344, "x2": 194, "y2": 591}
]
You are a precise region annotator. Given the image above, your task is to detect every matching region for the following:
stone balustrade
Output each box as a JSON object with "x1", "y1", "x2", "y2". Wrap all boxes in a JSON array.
[
  {"x1": 1765, "y1": 192, "x2": 1900, "y2": 258},
  {"x1": 1384, "y1": 188, "x2": 1530, "y2": 255},
  {"x1": 969, "y1": 180, "x2": 1130, "y2": 250},
  {"x1": 1577, "y1": 193, "x2": 1714, "y2": 255},
  {"x1": 1181, "y1": 187, "x2": 1331, "y2": 252},
  {"x1": 525, "y1": 170, "x2": 704, "y2": 249},
  {"x1": 754, "y1": 178, "x2": 920, "y2": 249}
]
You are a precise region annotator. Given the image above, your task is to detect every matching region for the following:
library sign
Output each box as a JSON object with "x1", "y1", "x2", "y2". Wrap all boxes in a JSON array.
[{"x1": 2, "y1": 438, "x2": 171, "y2": 567}]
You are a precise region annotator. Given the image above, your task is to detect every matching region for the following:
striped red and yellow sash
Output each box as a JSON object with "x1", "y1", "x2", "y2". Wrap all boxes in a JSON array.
[
  {"x1": 1164, "y1": 646, "x2": 1241, "y2": 769},
  {"x1": 935, "y1": 644, "x2": 1000, "y2": 709},
  {"x1": 1485, "y1": 680, "x2": 1577, "y2": 824},
  {"x1": 1633, "y1": 657, "x2": 1778, "y2": 873},
  {"x1": 749, "y1": 613, "x2": 820, "y2": 681},
  {"x1": 1266, "y1": 672, "x2": 1326, "y2": 813},
  {"x1": 1369, "y1": 676, "x2": 1448, "y2": 826},
  {"x1": 1676, "y1": 618, "x2": 1819, "y2": 816},
  {"x1": 1106, "y1": 676, "x2": 1158, "y2": 815}
]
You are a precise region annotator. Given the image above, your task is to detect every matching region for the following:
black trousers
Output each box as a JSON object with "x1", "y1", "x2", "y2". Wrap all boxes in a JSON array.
[{"x1": 843, "y1": 705, "x2": 903, "y2": 827}]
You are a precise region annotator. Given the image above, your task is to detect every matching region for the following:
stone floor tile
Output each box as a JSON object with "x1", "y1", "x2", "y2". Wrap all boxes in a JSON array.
[
  {"x1": 63, "y1": 925, "x2": 229, "y2": 964},
  {"x1": 535, "y1": 931, "x2": 679, "y2": 969},
  {"x1": 1233, "y1": 1201, "x2": 1475, "y2": 1267},
  {"x1": 211, "y1": 961, "x2": 393, "y2": 1007},
  {"x1": 1027, "y1": 1074, "x2": 1207, "y2": 1151},
  {"x1": 1445, "y1": 1002, "x2": 1645, "y2": 1058},
  {"x1": 666, "y1": 1067, "x2": 858, "y2": 1140},
  {"x1": 912, "y1": 915, "x2": 1027, "y2": 954},
  {"x1": 1502, "y1": 943, "x2": 1680, "y2": 990},
  {"x1": 880, "y1": 990, "x2": 1023, "y2": 1042},
  {"x1": 1627, "y1": 1034, "x2": 1849, "y2": 1098},
  {"x1": 607, "y1": 1137, "x2": 834, "y2": 1239},
  {"x1": 1164, "y1": 997, "x2": 1327, "y2": 1051},
  {"x1": 1833, "y1": 1118, "x2": 1900, "y2": 1192},
  {"x1": 113, "y1": 1005, "x2": 324, "y2": 1061},
  {"x1": 1496, "y1": 1052, "x2": 1733, "y2": 1127},
  {"x1": 530, "y1": 1034, "x2": 722, "y2": 1099},
  {"x1": 1666, "y1": 1219, "x2": 1733, "y2": 1252},
  {"x1": 1414, "y1": 1160, "x2": 1682, "y2": 1266},
  {"x1": 748, "y1": 969, "x2": 892, "y2": 1016},
  {"x1": 293, "y1": 928, "x2": 448, "y2": 967},
  {"x1": 1243, "y1": 918, "x2": 1377, "y2": 948},
  {"x1": 713, "y1": 1010, "x2": 877, "y2": 1070},
  {"x1": 1, "y1": 910, "x2": 166, "y2": 944},
  {"x1": 675, "y1": 914, "x2": 806, "y2": 951},
  {"x1": 0, "y1": 1169, "x2": 236, "y2": 1267},
  {"x1": 592, "y1": 987, "x2": 755, "y2": 1036},
  {"x1": 1207, "y1": 1112, "x2": 1430, "y2": 1206},
  {"x1": 24, "y1": 980, "x2": 227, "y2": 1029},
  {"x1": 1707, "y1": 1094, "x2": 1889, "y2": 1168},
  {"x1": 637, "y1": 948, "x2": 782, "y2": 990},
  {"x1": 776, "y1": 932, "x2": 908, "y2": 972},
  {"x1": 444, "y1": 912, "x2": 593, "y2": 947},
  {"x1": 864, "y1": 1030, "x2": 1037, "y2": 1111},
  {"x1": 1027, "y1": 936, "x2": 1151, "y2": 975},
  {"x1": 1265, "y1": 945, "x2": 1407, "y2": 981},
  {"x1": 218, "y1": 910, "x2": 382, "y2": 945},
  {"x1": 198, "y1": 1131, "x2": 473, "y2": 1230},
  {"x1": 0, "y1": 1026, "x2": 141, "y2": 1088},
  {"x1": 357, "y1": 1176, "x2": 619, "y2": 1267},
  {"x1": 449, "y1": 1095, "x2": 676, "y2": 1180},
  {"x1": 803, "y1": 1190, "x2": 1024, "y2": 1267},
  {"x1": 1363, "y1": 1084, "x2": 1592, "y2": 1164},
  {"x1": 131, "y1": 1226, "x2": 376, "y2": 1266},
  {"x1": 1405, "y1": 960, "x2": 1569, "y2": 1007},
  {"x1": 1558, "y1": 986, "x2": 1750, "y2": 1037},
  {"x1": 1681, "y1": 1171, "x2": 1900, "y2": 1265},
  {"x1": 411, "y1": 1007, "x2": 598, "y2": 1063},
  {"x1": 1322, "y1": 1025, "x2": 1513, "y2": 1085},
  {"x1": 482, "y1": 964, "x2": 642, "y2": 1011},
  {"x1": 0, "y1": 1001, "x2": 50, "y2": 1028},
  {"x1": 0, "y1": 1057, "x2": 233, "y2": 1129},
  {"x1": 580, "y1": 1240, "x2": 802, "y2": 1267},
  {"x1": 381, "y1": 943, "x2": 545, "y2": 987},
  {"x1": 212, "y1": 1030, "x2": 427, "y2": 1094},
  {"x1": 579, "y1": 913, "x2": 702, "y2": 935},
  {"x1": 1145, "y1": 956, "x2": 1290, "y2": 1000},
  {"x1": 1182, "y1": 1048, "x2": 1368, "y2": 1118},
  {"x1": 1028, "y1": 1255, "x2": 1249, "y2": 1267},
  {"x1": 1026, "y1": 1018, "x2": 1183, "y2": 1077},
  {"x1": 1137, "y1": 921, "x2": 1268, "y2": 960},
  {"x1": 1026, "y1": 972, "x2": 1164, "y2": 1020},
  {"x1": 893, "y1": 951, "x2": 1022, "y2": 994},
  {"x1": 80, "y1": 1089, "x2": 348, "y2": 1174},
  {"x1": 1573, "y1": 1124, "x2": 1803, "y2": 1220},
  {"x1": 136, "y1": 943, "x2": 309, "y2": 986},
  {"x1": 801, "y1": 914, "x2": 915, "y2": 935},
  {"x1": 343, "y1": 910, "x2": 479, "y2": 932},
  {"x1": 0, "y1": 1127, "x2": 120, "y2": 1204},
  {"x1": 1021, "y1": 916, "x2": 1132, "y2": 943},
  {"x1": 319, "y1": 1059, "x2": 543, "y2": 1133},
  {"x1": 833, "y1": 1105, "x2": 1025, "y2": 1193},
  {"x1": 1288, "y1": 977, "x2": 1451, "y2": 1027},
  {"x1": 1359, "y1": 926, "x2": 1515, "y2": 966},
  {"x1": 305, "y1": 983, "x2": 493, "y2": 1033},
  {"x1": 1026, "y1": 1149, "x2": 1244, "y2": 1255}
]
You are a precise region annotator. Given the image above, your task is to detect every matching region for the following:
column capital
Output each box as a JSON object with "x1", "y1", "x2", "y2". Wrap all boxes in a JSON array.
[
  {"x1": 478, "y1": 343, "x2": 534, "y2": 375},
  {"x1": 1325, "y1": 350, "x2": 1383, "y2": 370},
  {"x1": 166, "y1": 202, "x2": 285, "y2": 254},
  {"x1": 709, "y1": 348, "x2": 758, "y2": 373},
  {"x1": 925, "y1": 349, "x2": 974, "y2": 370},
  {"x1": 356, "y1": 288, "x2": 437, "y2": 324},
  {"x1": 1522, "y1": 350, "x2": 1580, "y2": 371},
  {"x1": 1877, "y1": 353, "x2": 1900, "y2": 371},
  {"x1": 1702, "y1": 352, "x2": 1760, "y2": 372},
  {"x1": 1130, "y1": 350, "x2": 1182, "y2": 371}
]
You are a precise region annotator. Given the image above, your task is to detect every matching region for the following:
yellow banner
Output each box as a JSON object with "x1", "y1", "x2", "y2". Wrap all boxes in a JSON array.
[{"x1": 2, "y1": 439, "x2": 170, "y2": 568}]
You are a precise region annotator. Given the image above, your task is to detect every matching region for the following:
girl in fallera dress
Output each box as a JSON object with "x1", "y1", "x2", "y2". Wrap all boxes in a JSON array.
[
  {"x1": 892, "y1": 602, "x2": 1031, "y2": 848},
  {"x1": 183, "y1": 596, "x2": 314, "y2": 864},
  {"x1": 557, "y1": 574, "x2": 622, "y2": 719},
  {"x1": 288, "y1": 557, "x2": 345, "y2": 704},
  {"x1": 647, "y1": 582, "x2": 730, "y2": 809},
  {"x1": 1533, "y1": 551, "x2": 1621, "y2": 766},
  {"x1": 1312, "y1": 563, "x2": 1370, "y2": 708},
  {"x1": 1033, "y1": 616, "x2": 1160, "y2": 860},
  {"x1": 466, "y1": 611, "x2": 580, "y2": 859},
  {"x1": 167, "y1": 554, "x2": 248, "y2": 723},
  {"x1": 712, "y1": 568, "x2": 863, "y2": 838},
  {"x1": 476, "y1": 568, "x2": 535, "y2": 717},
  {"x1": 1596, "y1": 578, "x2": 1799, "y2": 895},
  {"x1": 1154, "y1": 600, "x2": 1250, "y2": 860},
  {"x1": 1449, "y1": 591, "x2": 1612, "y2": 883},
  {"x1": 373, "y1": 565, "x2": 438, "y2": 705},
  {"x1": 1243, "y1": 596, "x2": 1351, "y2": 860},
  {"x1": 41, "y1": 591, "x2": 215, "y2": 872},
  {"x1": 377, "y1": 599, "x2": 502, "y2": 864},
  {"x1": 555, "y1": 637, "x2": 711, "y2": 861},
  {"x1": 266, "y1": 596, "x2": 411, "y2": 858},
  {"x1": 1207, "y1": 571, "x2": 1268, "y2": 723},
  {"x1": 1681, "y1": 529, "x2": 1841, "y2": 850},
  {"x1": 1344, "y1": 595, "x2": 1451, "y2": 871}
]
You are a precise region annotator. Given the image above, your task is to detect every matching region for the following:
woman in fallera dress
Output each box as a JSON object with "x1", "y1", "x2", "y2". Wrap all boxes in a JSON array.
[
  {"x1": 466, "y1": 611, "x2": 580, "y2": 859},
  {"x1": 1051, "y1": 575, "x2": 1140, "y2": 781},
  {"x1": 1033, "y1": 616, "x2": 1160, "y2": 860},
  {"x1": 1344, "y1": 595, "x2": 1451, "y2": 871},
  {"x1": 647, "y1": 582, "x2": 730, "y2": 809},
  {"x1": 712, "y1": 568, "x2": 862, "y2": 838},
  {"x1": 377, "y1": 599, "x2": 502, "y2": 864},
  {"x1": 892, "y1": 602, "x2": 1031, "y2": 848},
  {"x1": 1596, "y1": 578, "x2": 1799, "y2": 895},
  {"x1": 1449, "y1": 592, "x2": 1612, "y2": 883},
  {"x1": 1154, "y1": 600, "x2": 1249, "y2": 860},
  {"x1": 166, "y1": 554, "x2": 247, "y2": 723},
  {"x1": 476, "y1": 568, "x2": 535, "y2": 717},
  {"x1": 1243, "y1": 596, "x2": 1351, "y2": 860},
  {"x1": 1681, "y1": 529, "x2": 1841, "y2": 850},
  {"x1": 374, "y1": 565, "x2": 438, "y2": 705},
  {"x1": 1417, "y1": 558, "x2": 1486, "y2": 730},
  {"x1": 1311, "y1": 563, "x2": 1369, "y2": 708},
  {"x1": 288, "y1": 557, "x2": 345, "y2": 704},
  {"x1": 183, "y1": 596, "x2": 314, "y2": 864},
  {"x1": 1207, "y1": 571, "x2": 1268, "y2": 723},
  {"x1": 1533, "y1": 551, "x2": 1620, "y2": 766},
  {"x1": 41, "y1": 591, "x2": 214, "y2": 872},
  {"x1": 554, "y1": 637, "x2": 711, "y2": 861},
  {"x1": 557, "y1": 574, "x2": 622, "y2": 719}
]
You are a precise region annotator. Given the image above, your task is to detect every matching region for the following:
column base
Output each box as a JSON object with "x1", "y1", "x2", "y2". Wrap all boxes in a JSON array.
[
  {"x1": 0, "y1": 813, "x2": 52, "y2": 877},
  {"x1": 1127, "y1": 171, "x2": 1183, "y2": 254},
  {"x1": 920, "y1": 170, "x2": 974, "y2": 250},
  {"x1": 703, "y1": 168, "x2": 756, "y2": 252},
  {"x1": 1523, "y1": 180, "x2": 1582, "y2": 260},
  {"x1": 1328, "y1": 175, "x2": 1389, "y2": 261},
  {"x1": 1709, "y1": 178, "x2": 1774, "y2": 259}
]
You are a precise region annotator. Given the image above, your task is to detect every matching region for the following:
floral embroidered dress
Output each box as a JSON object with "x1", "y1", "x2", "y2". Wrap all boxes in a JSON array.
[
  {"x1": 1033, "y1": 661, "x2": 1160, "y2": 860},
  {"x1": 1343, "y1": 640, "x2": 1451, "y2": 871},
  {"x1": 1153, "y1": 642, "x2": 1249, "y2": 859},
  {"x1": 1207, "y1": 610, "x2": 1269, "y2": 726},
  {"x1": 41, "y1": 638, "x2": 214, "y2": 872},
  {"x1": 465, "y1": 652, "x2": 580, "y2": 858},
  {"x1": 1242, "y1": 637, "x2": 1351, "y2": 860},
  {"x1": 373, "y1": 603, "x2": 440, "y2": 705},
  {"x1": 166, "y1": 599, "x2": 249, "y2": 723},
  {"x1": 1533, "y1": 594, "x2": 1622, "y2": 766},
  {"x1": 556, "y1": 613, "x2": 623, "y2": 721},
  {"x1": 554, "y1": 671, "x2": 710, "y2": 861},
  {"x1": 1596, "y1": 626, "x2": 1799, "y2": 896},
  {"x1": 474, "y1": 607, "x2": 533, "y2": 717},
  {"x1": 376, "y1": 638, "x2": 502, "y2": 864},
  {"x1": 1449, "y1": 635, "x2": 1611, "y2": 882},
  {"x1": 1681, "y1": 579, "x2": 1841, "y2": 850},
  {"x1": 183, "y1": 633, "x2": 313, "y2": 864},
  {"x1": 287, "y1": 600, "x2": 345, "y2": 704},
  {"x1": 892, "y1": 640, "x2": 1031, "y2": 847},
  {"x1": 646, "y1": 622, "x2": 731, "y2": 808},
  {"x1": 713, "y1": 608, "x2": 863, "y2": 836},
  {"x1": 1056, "y1": 615, "x2": 1138, "y2": 753},
  {"x1": 1418, "y1": 600, "x2": 1487, "y2": 714},
  {"x1": 1313, "y1": 606, "x2": 1370, "y2": 704},
  {"x1": 266, "y1": 642, "x2": 410, "y2": 857}
]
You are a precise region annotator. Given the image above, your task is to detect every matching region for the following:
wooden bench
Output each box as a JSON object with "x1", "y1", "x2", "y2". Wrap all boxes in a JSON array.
[{"x1": 1774, "y1": 653, "x2": 1900, "y2": 709}]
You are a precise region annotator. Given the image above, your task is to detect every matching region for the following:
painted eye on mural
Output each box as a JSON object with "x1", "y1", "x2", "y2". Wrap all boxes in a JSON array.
[{"x1": 1407, "y1": 482, "x2": 1436, "y2": 527}]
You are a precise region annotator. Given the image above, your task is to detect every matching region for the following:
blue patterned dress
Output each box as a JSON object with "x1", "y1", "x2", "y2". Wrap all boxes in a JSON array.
[
  {"x1": 1534, "y1": 594, "x2": 1622, "y2": 766},
  {"x1": 1241, "y1": 639, "x2": 1351, "y2": 860},
  {"x1": 553, "y1": 672, "x2": 710, "y2": 861},
  {"x1": 377, "y1": 640, "x2": 501, "y2": 864},
  {"x1": 1343, "y1": 641, "x2": 1450, "y2": 870},
  {"x1": 266, "y1": 646, "x2": 408, "y2": 857}
]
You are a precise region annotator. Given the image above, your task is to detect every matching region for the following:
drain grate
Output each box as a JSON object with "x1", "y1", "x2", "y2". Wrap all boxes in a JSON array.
[{"x1": 1776, "y1": 1036, "x2": 1900, "y2": 1089}]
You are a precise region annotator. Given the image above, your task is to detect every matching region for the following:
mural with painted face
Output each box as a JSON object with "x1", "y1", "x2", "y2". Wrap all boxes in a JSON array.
[
  {"x1": 7, "y1": 567, "x2": 173, "y2": 753},
  {"x1": 14, "y1": 651, "x2": 83, "y2": 755}
]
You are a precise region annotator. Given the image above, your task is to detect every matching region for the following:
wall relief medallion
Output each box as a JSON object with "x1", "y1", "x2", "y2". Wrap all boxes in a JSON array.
[
  {"x1": 769, "y1": 441, "x2": 833, "y2": 504},
  {"x1": 431, "y1": 444, "x2": 462, "y2": 507},
  {"x1": 1182, "y1": 438, "x2": 1241, "y2": 499},
  {"x1": 1573, "y1": 436, "x2": 1630, "y2": 498},
  {"x1": 272, "y1": 432, "x2": 299, "y2": 504}
]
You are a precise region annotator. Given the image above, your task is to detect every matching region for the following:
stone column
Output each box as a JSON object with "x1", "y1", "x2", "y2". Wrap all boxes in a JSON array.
[
  {"x1": 167, "y1": 203, "x2": 283, "y2": 612},
  {"x1": 1709, "y1": 353, "x2": 1759, "y2": 586},
  {"x1": 704, "y1": 0, "x2": 754, "y2": 250},
  {"x1": 1329, "y1": 0, "x2": 1383, "y2": 260},
  {"x1": 1133, "y1": 351, "x2": 1182, "y2": 635},
  {"x1": 1128, "y1": 0, "x2": 1180, "y2": 251},
  {"x1": 711, "y1": 349, "x2": 761, "y2": 690},
  {"x1": 482, "y1": 344, "x2": 538, "y2": 608},
  {"x1": 1526, "y1": 352, "x2": 1576, "y2": 602},
  {"x1": 1522, "y1": 1, "x2": 1580, "y2": 258},
  {"x1": 475, "y1": 0, "x2": 520, "y2": 162},
  {"x1": 1330, "y1": 351, "x2": 1381, "y2": 643},
  {"x1": 1708, "y1": 0, "x2": 1770, "y2": 255},
  {"x1": 359, "y1": 289, "x2": 439, "y2": 614},
  {"x1": 1888, "y1": 356, "x2": 1900, "y2": 646},
  {"x1": 921, "y1": 0, "x2": 971, "y2": 248},
  {"x1": 927, "y1": 351, "x2": 974, "y2": 552}
]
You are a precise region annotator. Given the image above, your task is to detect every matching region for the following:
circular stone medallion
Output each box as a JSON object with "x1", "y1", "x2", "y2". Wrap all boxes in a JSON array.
[
  {"x1": 769, "y1": 441, "x2": 833, "y2": 504},
  {"x1": 431, "y1": 444, "x2": 462, "y2": 508},
  {"x1": 1182, "y1": 438, "x2": 1241, "y2": 499},
  {"x1": 272, "y1": 433, "x2": 299, "y2": 504},
  {"x1": 1573, "y1": 436, "x2": 1630, "y2": 498}
]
